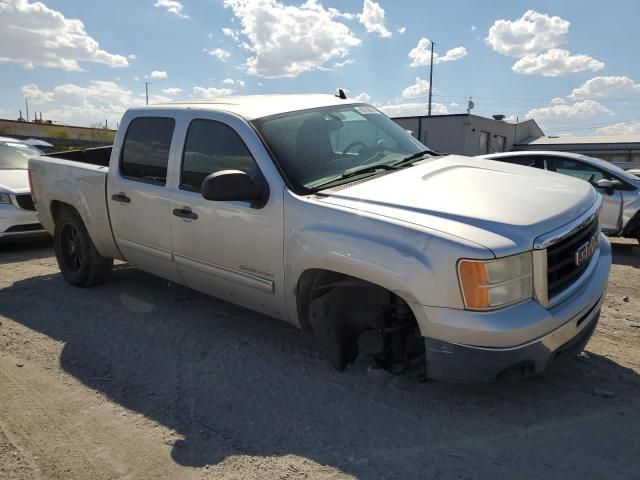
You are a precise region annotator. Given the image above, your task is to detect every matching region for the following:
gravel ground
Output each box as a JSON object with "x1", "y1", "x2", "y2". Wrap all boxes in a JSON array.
[{"x1": 1, "y1": 238, "x2": 639, "y2": 480}]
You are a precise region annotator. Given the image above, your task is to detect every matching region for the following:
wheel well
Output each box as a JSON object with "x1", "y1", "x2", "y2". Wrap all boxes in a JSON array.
[
  {"x1": 296, "y1": 269, "x2": 411, "y2": 330},
  {"x1": 50, "y1": 200, "x2": 78, "y2": 223},
  {"x1": 296, "y1": 269, "x2": 424, "y2": 372}
]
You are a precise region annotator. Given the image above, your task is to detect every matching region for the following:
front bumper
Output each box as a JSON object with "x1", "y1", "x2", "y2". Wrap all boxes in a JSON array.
[
  {"x1": 0, "y1": 203, "x2": 47, "y2": 240},
  {"x1": 412, "y1": 234, "x2": 611, "y2": 383}
]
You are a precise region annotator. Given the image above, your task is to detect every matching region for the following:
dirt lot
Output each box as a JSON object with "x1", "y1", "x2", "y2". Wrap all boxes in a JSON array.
[{"x1": 0, "y1": 238, "x2": 639, "y2": 480}]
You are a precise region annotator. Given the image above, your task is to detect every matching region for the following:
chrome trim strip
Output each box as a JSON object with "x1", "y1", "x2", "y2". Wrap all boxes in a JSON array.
[
  {"x1": 174, "y1": 253, "x2": 274, "y2": 294},
  {"x1": 532, "y1": 248, "x2": 549, "y2": 307},
  {"x1": 533, "y1": 198, "x2": 602, "y2": 250}
]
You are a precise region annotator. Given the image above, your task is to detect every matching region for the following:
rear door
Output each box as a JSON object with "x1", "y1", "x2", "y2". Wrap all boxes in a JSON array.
[
  {"x1": 107, "y1": 114, "x2": 182, "y2": 282},
  {"x1": 168, "y1": 113, "x2": 285, "y2": 319},
  {"x1": 547, "y1": 156, "x2": 623, "y2": 233}
]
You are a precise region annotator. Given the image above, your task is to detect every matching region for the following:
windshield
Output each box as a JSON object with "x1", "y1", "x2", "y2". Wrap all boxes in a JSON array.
[
  {"x1": 253, "y1": 104, "x2": 430, "y2": 190},
  {"x1": 0, "y1": 142, "x2": 42, "y2": 169}
]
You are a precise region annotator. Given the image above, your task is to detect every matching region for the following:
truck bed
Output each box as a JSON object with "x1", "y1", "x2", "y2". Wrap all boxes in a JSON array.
[
  {"x1": 28, "y1": 154, "x2": 121, "y2": 260},
  {"x1": 44, "y1": 146, "x2": 112, "y2": 167}
]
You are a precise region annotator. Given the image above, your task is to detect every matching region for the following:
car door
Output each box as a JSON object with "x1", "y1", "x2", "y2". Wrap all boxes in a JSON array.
[
  {"x1": 168, "y1": 115, "x2": 285, "y2": 319},
  {"x1": 547, "y1": 156, "x2": 623, "y2": 233},
  {"x1": 107, "y1": 114, "x2": 182, "y2": 283}
]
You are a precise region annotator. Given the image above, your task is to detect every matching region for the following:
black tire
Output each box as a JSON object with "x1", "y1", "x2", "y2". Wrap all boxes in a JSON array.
[{"x1": 54, "y1": 208, "x2": 113, "y2": 287}]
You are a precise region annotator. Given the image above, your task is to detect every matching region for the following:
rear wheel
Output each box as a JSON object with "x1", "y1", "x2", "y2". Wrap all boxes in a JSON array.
[{"x1": 54, "y1": 208, "x2": 113, "y2": 287}]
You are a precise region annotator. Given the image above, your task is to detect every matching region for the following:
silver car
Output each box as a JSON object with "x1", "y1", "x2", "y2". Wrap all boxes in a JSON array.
[
  {"x1": 0, "y1": 137, "x2": 48, "y2": 240},
  {"x1": 480, "y1": 151, "x2": 640, "y2": 243}
]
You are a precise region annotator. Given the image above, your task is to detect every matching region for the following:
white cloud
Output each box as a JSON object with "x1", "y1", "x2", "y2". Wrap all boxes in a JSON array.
[
  {"x1": 161, "y1": 87, "x2": 182, "y2": 95},
  {"x1": 204, "y1": 47, "x2": 231, "y2": 62},
  {"x1": 396, "y1": 27, "x2": 406, "y2": 35},
  {"x1": 0, "y1": 0, "x2": 129, "y2": 71},
  {"x1": 221, "y1": 27, "x2": 240, "y2": 41},
  {"x1": 570, "y1": 76, "x2": 640, "y2": 99},
  {"x1": 408, "y1": 38, "x2": 467, "y2": 66},
  {"x1": 378, "y1": 102, "x2": 448, "y2": 117},
  {"x1": 512, "y1": 49, "x2": 604, "y2": 77},
  {"x1": 223, "y1": 78, "x2": 246, "y2": 86},
  {"x1": 223, "y1": 0, "x2": 360, "y2": 78},
  {"x1": 354, "y1": 92, "x2": 371, "y2": 102},
  {"x1": 402, "y1": 77, "x2": 430, "y2": 98},
  {"x1": 471, "y1": 25, "x2": 476, "y2": 32},
  {"x1": 18, "y1": 80, "x2": 162, "y2": 126},
  {"x1": 485, "y1": 10, "x2": 569, "y2": 57},
  {"x1": 358, "y1": 0, "x2": 391, "y2": 38},
  {"x1": 449, "y1": 102, "x2": 459, "y2": 107},
  {"x1": 191, "y1": 86, "x2": 235, "y2": 99},
  {"x1": 550, "y1": 97, "x2": 567, "y2": 105},
  {"x1": 154, "y1": 0, "x2": 188, "y2": 19},
  {"x1": 594, "y1": 121, "x2": 640, "y2": 135},
  {"x1": 149, "y1": 70, "x2": 168, "y2": 79},
  {"x1": 526, "y1": 100, "x2": 612, "y2": 120}
]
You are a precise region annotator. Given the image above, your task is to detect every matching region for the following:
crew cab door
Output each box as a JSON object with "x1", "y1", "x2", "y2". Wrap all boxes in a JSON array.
[
  {"x1": 168, "y1": 114, "x2": 285, "y2": 319},
  {"x1": 547, "y1": 156, "x2": 623, "y2": 233},
  {"x1": 107, "y1": 114, "x2": 182, "y2": 282}
]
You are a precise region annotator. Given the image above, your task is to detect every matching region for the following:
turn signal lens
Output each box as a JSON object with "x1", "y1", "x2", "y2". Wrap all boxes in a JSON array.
[{"x1": 458, "y1": 252, "x2": 533, "y2": 310}]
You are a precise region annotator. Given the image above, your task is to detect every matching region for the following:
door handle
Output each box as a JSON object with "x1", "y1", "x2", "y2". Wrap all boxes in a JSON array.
[
  {"x1": 172, "y1": 207, "x2": 198, "y2": 220},
  {"x1": 111, "y1": 193, "x2": 131, "y2": 204}
]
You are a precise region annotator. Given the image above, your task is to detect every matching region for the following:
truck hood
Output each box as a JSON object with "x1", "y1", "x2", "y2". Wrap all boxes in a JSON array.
[
  {"x1": 0, "y1": 169, "x2": 29, "y2": 193},
  {"x1": 316, "y1": 155, "x2": 598, "y2": 256}
]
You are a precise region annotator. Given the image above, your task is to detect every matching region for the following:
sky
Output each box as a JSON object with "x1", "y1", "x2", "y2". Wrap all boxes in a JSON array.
[{"x1": 1, "y1": 0, "x2": 640, "y2": 136}]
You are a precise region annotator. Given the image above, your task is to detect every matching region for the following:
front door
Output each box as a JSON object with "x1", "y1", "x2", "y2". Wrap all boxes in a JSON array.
[
  {"x1": 548, "y1": 156, "x2": 623, "y2": 233},
  {"x1": 107, "y1": 115, "x2": 182, "y2": 283},
  {"x1": 169, "y1": 117, "x2": 285, "y2": 319}
]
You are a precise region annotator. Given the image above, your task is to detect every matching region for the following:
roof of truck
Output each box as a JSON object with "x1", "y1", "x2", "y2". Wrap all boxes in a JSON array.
[{"x1": 146, "y1": 94, "x2": 357, "y2": 120}]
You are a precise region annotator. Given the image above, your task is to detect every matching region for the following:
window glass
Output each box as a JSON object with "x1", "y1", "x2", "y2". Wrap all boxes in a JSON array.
[
  {"x1": 554, "y1": 158, "x2": 606, "y2": 182},
  {"x1": 120, "y1": 117, "x2": 175, "y2": 185},
  {"x1": 254, "y1": 105, "x2": 426, "y2": 189},
  {"x1": 479, "y1": 131, "x2": 490, "y2": 154},
  {"x1": 181, "y1": 119, "x2": 261, "y2": 191},
  {"x1": 500, "y1": 156, "x2": 541, "y2": 168}
]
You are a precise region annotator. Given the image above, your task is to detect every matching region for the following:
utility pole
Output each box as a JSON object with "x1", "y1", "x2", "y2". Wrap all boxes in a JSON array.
[
  {"x1": 144, "y1": 82, "x2": 150, "y2": 105},
  {"x1": 427, "y1": 40, "x2": 434, "y2": 117},
  {"x1": 25, "y1": 98, "x2": 29, "y2": 122}
]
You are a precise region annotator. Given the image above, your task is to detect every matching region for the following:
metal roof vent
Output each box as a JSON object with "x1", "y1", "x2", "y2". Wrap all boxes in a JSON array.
[{"x1": 492, "y1": 114, "x2": 506, "y2": 121}]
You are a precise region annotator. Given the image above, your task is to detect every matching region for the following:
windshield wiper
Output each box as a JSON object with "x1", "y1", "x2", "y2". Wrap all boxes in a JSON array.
[
  {"x1": 392, "y1": 149, "x2": 440, "y2": 168},
  {"x1": 312, "y1": 164, "x2": 398, "y2": 191}
]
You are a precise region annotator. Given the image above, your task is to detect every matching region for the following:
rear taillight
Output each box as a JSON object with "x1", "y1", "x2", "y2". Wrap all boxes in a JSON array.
[{"x1": 28, "y1": 169, "x2": 37, "y2": 206}]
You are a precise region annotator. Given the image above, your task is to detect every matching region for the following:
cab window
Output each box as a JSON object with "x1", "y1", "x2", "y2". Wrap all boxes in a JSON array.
[
  {"x1": 120, "y1": 117, "x2": 175, "y2": 185},
  {"x1": 550, "y1": 158, "x2": 607, "y2": 182},
  {"x1": 180, "y1": 119, "x2": 263, "y2": 192}
]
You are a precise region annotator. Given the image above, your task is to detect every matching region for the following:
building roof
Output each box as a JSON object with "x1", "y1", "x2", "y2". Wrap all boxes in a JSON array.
[
  {"x1": 150, "y1": 94, "x2": 357, "y2": 120},
  {"x1": 517, "y1": 134, "x2": 640, "y2": 148}
]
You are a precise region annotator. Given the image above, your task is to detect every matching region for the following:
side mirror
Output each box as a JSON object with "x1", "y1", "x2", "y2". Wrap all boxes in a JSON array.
[
  {"x1": 593, "y1": 178, "x2": 620, "y2": 195},
  {"x1": 201, "y1": 170, "x2": 268, "y2": 208}
]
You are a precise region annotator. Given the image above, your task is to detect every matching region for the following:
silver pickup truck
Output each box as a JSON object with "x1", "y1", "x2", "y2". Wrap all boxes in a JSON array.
[{"x1": 29, "y1": 94, "x2": 611, "y2": 383}]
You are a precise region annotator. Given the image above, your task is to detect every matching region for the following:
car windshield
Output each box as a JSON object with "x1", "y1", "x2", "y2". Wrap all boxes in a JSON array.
[
  {"x1": 253, "y1": 104, "x2": 431, "y2": 191},
  {"x1": 0, "y1": 142, "x2": 42, "y2": 169}
]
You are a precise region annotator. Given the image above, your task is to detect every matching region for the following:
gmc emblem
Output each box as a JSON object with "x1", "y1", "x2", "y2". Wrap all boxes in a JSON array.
[{"x1": 575, "y1": 234, "x2": 599, "y2": 267}]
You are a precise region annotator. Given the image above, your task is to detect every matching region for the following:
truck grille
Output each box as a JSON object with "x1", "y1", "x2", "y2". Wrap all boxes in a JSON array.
[
  {"x1": 15, "y1": 194, "x2": 35, "y2": 211},
  {"x1": 547, "y1": 216, "x2": 600, "y2": 298}
]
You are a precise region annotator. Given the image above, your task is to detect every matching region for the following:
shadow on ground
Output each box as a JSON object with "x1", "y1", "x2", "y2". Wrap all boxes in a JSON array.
[
  {"x1": 1, "y1": 266, "x2": 639, "y2": 479},
  {"x1": 611, "y1": 240, "x2": 640, "y2": 268},
  {"x1": 0, "y1": 237, "x2": 53, "y2": 265}
]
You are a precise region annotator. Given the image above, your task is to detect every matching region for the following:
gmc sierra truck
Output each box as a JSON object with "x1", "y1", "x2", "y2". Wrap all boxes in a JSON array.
[{"x1": 28, "y1": 94, "x2": 611, "y2": 383}]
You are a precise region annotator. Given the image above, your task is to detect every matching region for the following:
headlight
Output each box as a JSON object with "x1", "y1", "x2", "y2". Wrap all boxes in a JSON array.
[
  {"x1": 0, "y1": 192, "x2": 11, "y2": 204},
  {"x1": 457, "y1": 252, "x2": 533, "y2": 310}
]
